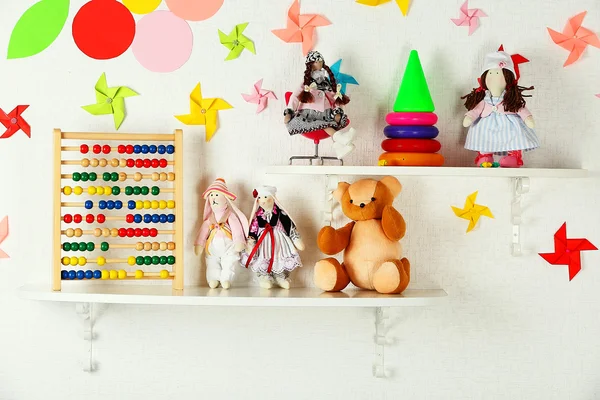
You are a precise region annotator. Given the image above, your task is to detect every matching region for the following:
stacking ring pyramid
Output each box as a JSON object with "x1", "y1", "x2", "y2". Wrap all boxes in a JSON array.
[{"x1": 379, "y1": 50, "x2": 444, "y2": 166}]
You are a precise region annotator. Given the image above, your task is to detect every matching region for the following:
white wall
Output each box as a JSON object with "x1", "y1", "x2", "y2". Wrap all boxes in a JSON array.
[{"x1": 1, "y1": 0, "x2": 600, "y2": 398}]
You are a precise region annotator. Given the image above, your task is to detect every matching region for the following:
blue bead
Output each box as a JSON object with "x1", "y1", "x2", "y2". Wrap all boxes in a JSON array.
[
  {"x1": 85, "y1": 270, "x2": 93, "y2": 279},
  {"x1": 166, "y1": 145, "x2": 175, "y2": 154},
  {"x1": 85, "y1": 200, "x2": 93, "y2": 210},
  {"x1": 68, "y1": 270, "x2": 76, "y2": 280},
  {"x1": 157, "y1": 145, "x2": 166, "y2": 154},
  {"x1": 93, "y1": 270, "x2": 102, "y2": 279},
  {"x1": 98, "y1": 201, "x2": 107, "y2": 210},
  {"x1": 134, "y1": 214, "x2": 142, "y2": 223},
  {"x1": 106, "y1": 200, "x2": 115, "y2": 210},
  {"x1": 144, "y1": 214, "x2": 152, "y2": 223},
  {"x1": 141, "y1": 145, "x2": 149, "y2": 154},
  {"x1": 152, "y1": 214, "x2": 160, "y2": 223},
  {"x1": 114, "y1": 200, "x2": 123, "y2": 209},
  {"x1": 61, "y1": 270, "x2": 69, "y2": 280},
  {"x1": 159, "y1": 214, "x2": 167, "y2": 223},
  {"x1": 167, "y1": 214, "x2": 175, "y2": 223},
  {"x1": 76, "y1": 270, "x2": 85, "y2": 280},
  {"x1": 133, "y1": 145, "x2": 142, "y2": 154},
  {"x1": 128, "y1": 200, "x2": 136, "y2": 210},
  {"x1": 149, "y1": 145, "x2": 157, "y2": 154}
]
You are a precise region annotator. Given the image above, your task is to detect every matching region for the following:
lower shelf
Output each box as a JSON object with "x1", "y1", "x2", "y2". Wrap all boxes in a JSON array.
[{"x1": 18, "y1": 284, "x2": 447, "y2": 307}]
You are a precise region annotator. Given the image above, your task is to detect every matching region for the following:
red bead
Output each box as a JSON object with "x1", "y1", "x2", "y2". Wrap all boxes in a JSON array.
[
  {"x1": 135, "y1": 159, "x2": 144, "y2": 168},
  {"x1": 126, "y1": 159, "x2": 135, "y2": 168},
  {"x1": 92, "y1": 144, "x2": 101, "y2": 154},
  {"x1": 125, "y1": 145, "x2": 134, "y2": 154},
  {"x1": 73, "y1": 214, "x2": 82, "y2": 223},
  {"x1": 143, "y1": 159, "x2": 151, "y2": 168},
  {"x1": 80, "y1": 144, "x2": 89, "y2": 154},
  {"x1": 151, "y1": 159, "x2": 159, "y2": 168},
  {"x1": 126, "y1": 228, "x2": 135, "y2": 237},
  {"x1": 63, "y1": 214, "x2": 73, "y2": 223},
  {"x1": 102, "y1": 145, "x2": 111, "y2": 154},
  {"x1": 134, "y1": 228, "x2": 142, "y2": 237},
  {"x1": 159, "y1": 159, "x2": 167, "y2": 168},
  {"x1": 117, "y1": 145, "x2": 126, "y2": 154},
  {"x1": 118, "y1": 228, "x2": 127, "y2": 237},
  {"x1": 149, "y1": 228, "x2": 158, "y2": 237},
  {"x1": 125, "y1": 214, "x2": 134, "y2": 223},
  {"x1": 141, "y1": 228, "x2": 150, "y2": 237},
  {"x1": 86, "y1": 214, "x2": 95, "y2": 223},
  {"x1": 97, "y1": 214, "x2": 106, "y2": 223}
]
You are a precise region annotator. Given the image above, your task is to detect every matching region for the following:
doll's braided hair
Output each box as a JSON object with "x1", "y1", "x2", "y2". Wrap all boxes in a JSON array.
[
  {"x1": 462, "y1": 69, "x2": 533, "y2": 113},
  {"x1": 297, "y1": 62, "x2": 351, "y2": 106}
]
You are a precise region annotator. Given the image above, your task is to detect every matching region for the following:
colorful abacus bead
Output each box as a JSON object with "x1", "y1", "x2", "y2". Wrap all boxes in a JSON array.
[
  {"x1": 85, "y1": 201, "x2": 93, "y2": 209},
  {"x1": 101, "y1": 242, "x2": 109, "y2": 251},
  {"x1": 135, "y1": 270, "x2": 144, "y2": 279},
  {"x1": 93, "y1": 270, "x2": 102, "y2": 279},
  {"x1": 85, "y1": 270, "x2": 93, "y2": 279},
  {"x1": 160, "y1": 270, "x2": 170, "y2": 278},
  {"x1": 80, "y1": 144, "x2": 89, "y2": 154}
]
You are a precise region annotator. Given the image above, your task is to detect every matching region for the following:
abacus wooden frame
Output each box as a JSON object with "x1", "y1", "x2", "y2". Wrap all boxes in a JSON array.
[{"x1": 52, "y1": 129, "x2": 184, "y2": 291}]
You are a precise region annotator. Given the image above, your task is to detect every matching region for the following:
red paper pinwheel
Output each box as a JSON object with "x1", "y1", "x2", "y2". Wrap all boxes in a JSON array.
[
  {"x1": 539, "y1": 223, "x2": 597, "y2": 281},
  {"x1": 0, "y1": 105, "x2": 30, "y2": 139}
]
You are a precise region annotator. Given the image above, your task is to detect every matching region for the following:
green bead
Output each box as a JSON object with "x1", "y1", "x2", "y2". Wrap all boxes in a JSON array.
[
  {"x1": 151, "y1": 256, "x2": 160, "y2": 265},
  {"x1": 102, "y1": 172, "x2": 111, "y2": 182},
  {"x1": 72, "y1": 172, "x2": 81, "y2": 182},
  {"x1": 144, "y1": 256, "x2": 152, "y2": 265},
  {"x1": 81, "y1": 172, "x2": 89, "y2": 182},
  {"x1": 136, "y1": 256, "x2": 144, "y2": 266},
  {"x1": 141, "y1": 186, "x2": 149, "y2": 195},
  {"x1": 111, "y1": 172, "x2": 119, "y2": 182},
  {"x1": 79, "y1": 242, "x2": 87, "y2": 251},
  {"x1": 151, "y1": 186, "x2": 160, "y2": 196},
  {"x1": 71, "y1": 242, "x2": 79, "y2": 251},
  {"x1": 159, "y1": 256, "x2": 167, "y2": 265},
  {"x1": 100, "y1": 242, "x2": 109, "y2": 251},
  {"x1": 63, "y1": 242, "x2": 71, "y2": 251},
  {"x1": 133, "y1": 186, "x2": 141, "y2": 195},
  {"x1": 112, "y1": 186, "x2": 120, "y2": 195},
  {"x1": 86, "y1": 242, "x2": 95, "y2": 251},
  {"x1": 89, "y1": 172, "x2": 97, "y2": 181},
  {"x1": 167, "y1": 256, "x2": 175, "y2": 265},
  {"x1": 125, "y1": 186, "x2": 133, "y2": 195}
]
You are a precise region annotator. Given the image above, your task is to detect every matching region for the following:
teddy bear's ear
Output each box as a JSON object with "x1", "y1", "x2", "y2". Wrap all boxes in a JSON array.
[
  {"x1": 333, "y1": 182, "x2": 350, "y2": 202},
  {"x1": 380, "y1": 176, "x2": 402, "y2": 198}
]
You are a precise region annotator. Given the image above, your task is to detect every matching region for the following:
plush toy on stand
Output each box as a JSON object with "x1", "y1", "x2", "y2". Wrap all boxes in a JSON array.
[
  {"x1": 194, "y1": 178, "x2": 248, "y2": 289},
  {"x1": 243, "y1": 186, "x2": 305, "y2": 289},
  {"x1": 461, "y1": 50, "x2": 539, "y2": 168},
  {"x1": 285, "y1": 50, "x2": 357, "y2": 162},
  {"x1": 314, "y1": 176, "x2": 410, "y2": 295}
]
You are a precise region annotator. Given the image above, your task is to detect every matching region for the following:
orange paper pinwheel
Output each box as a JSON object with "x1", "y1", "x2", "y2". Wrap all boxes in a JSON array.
[
  {"x1": 272, "y1": 0, "x2": 331, "y2": 56},
  {"x1": 548, "y1": 11, "x2": 600, "y2": 67}
]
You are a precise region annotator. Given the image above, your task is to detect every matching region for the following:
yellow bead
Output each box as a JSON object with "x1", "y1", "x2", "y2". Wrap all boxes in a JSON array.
[
  {"x1": 63, "y1": 186, "x2": 72, "y2": 195},
  {"x1": 90, "y1": 158, "x2": 99, "y2": 167},
  {"x1": 109, "y1": 270, "x2": 117, "y2": 279},
  {"x1": 104, "y1": 186, "x2": 111, "y2": 196},
  {"x1": 101, "y1": 270, "x2": 109, "y2": 279},
  {"x1": 159, "y1": 270, "x2": 169, "y2": 279},
  {"x1": 81, "y1": 158, "x2": 90, "y2": 167},
  {"x1": 61, "y1": 256, "x2": 70, "y2": 266},
  {"x1": 65, "y1": 228, "x2": 74, "y2": 237},
  {"x1": 143, "y1": 200, "x2": 151, "y2": 209},
  {"x1": 120, "y1": 159, "x2": 127, "y2": 168},
  {"x1": 69, "y1": 256, "x2": 78, "y2": 266},
  {"x1": 99, "y1": 158, "x2": 108, "y2": 167},
  {"x1": 135, "y1": 200, "x2": 143, "y2": 210},
  {"x1": 167, "y1": 173, "x2": 175, "y2": 181},
  {"x1": 101, "y1": 228, "x2": 110, "y2": 237},
  {"x1": 87, "y1": 186, "x2": 97, "y2": 195},
  {"x1": 78, "y1": 256, "x2": 86, "y2": 266},
  {"x1": 96, "y1": 186, "x2": 104, "y2": 195},
  {"x1": 127, "y1": 256, "x2": 136, "y2": 265},
  {"x1": 93, "y1": 228, "x2": 102, "y2": 237},
  {"x1": 151, "y1": 172, "x2": 159, "y2": 181},
  {"x1": 110, "y1": 158, "x2": 119, "y2": 167},
  {"x1": 97, "y1": 256, "x2": 106, "y2": 266},
  {"x1": 73, "y1": 186, "x2": 83, "y2": 195},
  {"x1": 110, "y1": 228, "x2": 119, "y2": 237},
  {"x1": 151, "y1": 200, "x2": 159, "y2": 209},
  {"x1": 159, "y1": 200, "x2": 167, "y2": 209},
  {"x1": 135, "y1": 270, "x2": 144, "y2": 279},
  {"x1": 118, "y1": 269, "x2": 127, "y2": 279},
  {"x1": 167, "y1": 200, "x2": 175, "y2": 209},
  {"x1": 74, "y1": 228, "x2": 83, "y2": 237}
]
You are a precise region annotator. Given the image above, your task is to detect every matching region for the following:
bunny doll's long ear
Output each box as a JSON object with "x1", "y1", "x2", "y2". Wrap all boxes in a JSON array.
[{"x1": 333, "y1": 182, "x2": 350, "y2": 203}]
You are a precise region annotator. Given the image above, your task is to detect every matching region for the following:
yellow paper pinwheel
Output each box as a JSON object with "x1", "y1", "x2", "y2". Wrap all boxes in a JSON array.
[
  {"x1": 356, "y1": 0, "x2": 411, "y2": 15},
  {"x1": 451, "y1": 191, "x2": 494, "y2": 233},
  {"x1": 175, "y1": 83, "x2": 232, "y2": 142}
]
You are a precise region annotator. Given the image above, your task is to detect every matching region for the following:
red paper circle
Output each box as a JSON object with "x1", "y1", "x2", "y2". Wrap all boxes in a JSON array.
[{"x1": 72, "y1": 0, "x2": 136, "y2": 60}]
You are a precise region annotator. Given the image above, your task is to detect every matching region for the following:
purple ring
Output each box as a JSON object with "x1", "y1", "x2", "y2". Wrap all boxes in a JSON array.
[{"x1": 383, "y1": 125, "x2": 439, "y2": 139}]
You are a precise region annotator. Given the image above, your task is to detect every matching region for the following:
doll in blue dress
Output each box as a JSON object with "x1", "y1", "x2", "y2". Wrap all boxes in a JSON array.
[{"x1": 461, "y1": 51, "x2": 539, "y2": 168}]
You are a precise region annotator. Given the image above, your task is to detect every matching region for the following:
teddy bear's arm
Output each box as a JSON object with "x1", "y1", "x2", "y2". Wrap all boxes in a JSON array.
[
  {"x1": 317, "y1": 222, "x2": 355, "y2": 255},
  {"x1": 381, "y1": 205, "x2": 406, "y2": 242}
]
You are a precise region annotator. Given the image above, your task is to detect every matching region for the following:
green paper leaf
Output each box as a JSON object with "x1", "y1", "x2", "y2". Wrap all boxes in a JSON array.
[{"x1": 7, "y1": 0, "x2": 70, "y2": 59}]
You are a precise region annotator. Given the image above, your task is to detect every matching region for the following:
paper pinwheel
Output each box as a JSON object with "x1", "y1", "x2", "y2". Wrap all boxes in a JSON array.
[
  {"x1": 548, "y1": 11, "x2": 600, "y2": 67},
  {"x1": 272, "y1": 0, "x2": 331, "y2": 56},
  {"x1": 451, "y1": 0, "x2": 487, "y2": 36},
  {"x1": 451, "y1": 191, "x2": 494, "y2": 233},
  {"x1": 0, "y1": 216, "x2": 8, "y2": 259},
  {"x1": 82, "y1": 73, "x2": 138, "y2": 130},
  {"x1": 0, "y1": 106, "x2": 30, "y2": 139},
  {"x1": 356, "y1": 0, "x2": 411, "y2": 15},
  {"x1": 498, "y1": 45, "x2": 529, "y2": 81},
  {"x1": 330, "y1": 59, "x2": 359, "y2": 95},
  {"x1": 218, "y1": 22, "x2": 256, "y2": 61},
  {"x1": 539, "y1": 223, "x2": 597, "y2": 281},
  {"x1": 242, "y1": 79, "x2": 277, "y2": 114},
  {"x1": 175, "y1": 83, "x2": 233, "y2": 142}
]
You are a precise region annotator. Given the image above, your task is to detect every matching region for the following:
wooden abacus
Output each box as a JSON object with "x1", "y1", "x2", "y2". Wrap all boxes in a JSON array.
[{"x1": 53, "y1": 129, "x2": 184, "y2": 291}]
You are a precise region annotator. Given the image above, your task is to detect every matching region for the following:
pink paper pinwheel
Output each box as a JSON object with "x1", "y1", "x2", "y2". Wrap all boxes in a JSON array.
[
  {"x1": 451, "y1": 0, "x2": 487, "y2": 36},
  {"x1": 548, "y1": 11, "x2": 600, "y2": 67},
  {"x1": 272, "y1": 0, "x2": 331, "y2": 56},
  {"x1": 242, "y1": 79, "x2": 277, "y2": 114},
  {"x1": 0, "y1": 216, "x2": 9, "y2": 259}
]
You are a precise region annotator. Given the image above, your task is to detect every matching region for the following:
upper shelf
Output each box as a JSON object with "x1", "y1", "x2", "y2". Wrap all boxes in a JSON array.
[
  {"x1": 18, "y1": 284, "x2": 447, "y2": 308},
  {"x1": 265, "y1": 166, "x2": 588, "y2": 178}
]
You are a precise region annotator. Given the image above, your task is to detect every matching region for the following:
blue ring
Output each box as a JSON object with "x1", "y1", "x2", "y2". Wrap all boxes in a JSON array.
[{"x1": 383, "y1": 125, "x2": 439, "y2": 139}]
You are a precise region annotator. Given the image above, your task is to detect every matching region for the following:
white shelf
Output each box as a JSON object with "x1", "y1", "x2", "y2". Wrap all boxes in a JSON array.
[
  {"x1": 265, "y1": 165, "x2": 588, "y2": 178},
  {"x1": 18, "y1": 284, "x2": 447, "y2": 307}
]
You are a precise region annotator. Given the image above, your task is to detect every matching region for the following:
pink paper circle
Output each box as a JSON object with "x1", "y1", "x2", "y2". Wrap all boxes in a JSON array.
[
  {"x1": 132, "y1": 10, "x2": 193, "y2": 73},
  {"x1": 165, "y1": 0, "x2": 224, "y2": 21}
]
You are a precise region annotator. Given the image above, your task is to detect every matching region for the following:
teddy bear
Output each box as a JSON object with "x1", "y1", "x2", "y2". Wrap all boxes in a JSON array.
[{"x1": 314, "y1": 176, "x2": 410, "y2": 294}]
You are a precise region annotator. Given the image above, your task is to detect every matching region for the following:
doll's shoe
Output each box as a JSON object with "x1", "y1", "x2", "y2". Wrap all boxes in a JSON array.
[
  {"x1": 275, "y1": 277, "x2": 291, "y2": 290},
  {"x1": 333, "y1": 142, "x2": 355, "y2": 159},
  {"x1": 258, "y1": 276, "x2": 274, "y2": 289},
  {"x1": 208, "y1": 280, "x2": 220, "y2": 289},
  {"x1": 333, "y1": 128, "x2": 357, "y2": 145},
  {"x1": 221, "y1": 281, "x2": 231, "y2": 289},
  {"x1": 474, "y1": 152, "x2": 493, "y2": 166},
  {"x1": 499, "y1": 151, "x2": 523, "y2": 168}
]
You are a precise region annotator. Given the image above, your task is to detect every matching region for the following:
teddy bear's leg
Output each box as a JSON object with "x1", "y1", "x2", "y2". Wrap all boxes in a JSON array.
[
  {"x1": 314, "y1": 258, "x2": 351, "y2": 292},
  {"x1": 373, "y1": 258, "x2": 410, "y2": 294}
]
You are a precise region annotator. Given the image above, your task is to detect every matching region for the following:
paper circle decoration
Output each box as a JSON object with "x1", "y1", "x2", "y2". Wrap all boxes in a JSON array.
[
  {"x1": 123, "y1": 0, "x2": 162, "y2": 14},
  {"x1": 132, "y1": 11, "x2": 193, "y2": 73},
  {"x1": 72, "y1": 0, "x2": 136, "y2": 60},
  {"x1": 165, "y1": 0, "x2": 224, "y2": 21}
]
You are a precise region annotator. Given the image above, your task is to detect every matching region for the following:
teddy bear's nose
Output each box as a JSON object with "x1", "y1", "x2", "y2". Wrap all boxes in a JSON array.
[{"x1": 360, "y1": 203, "x2": 365, "y2": 208}]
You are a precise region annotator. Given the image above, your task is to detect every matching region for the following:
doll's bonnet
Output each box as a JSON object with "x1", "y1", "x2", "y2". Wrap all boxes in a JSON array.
[
  {"x1": 306, "y1": 50, "x2": 324, "y2": 64},
  {"x1": 482, "y1": 51, "x2": 515, "y2": 77}
]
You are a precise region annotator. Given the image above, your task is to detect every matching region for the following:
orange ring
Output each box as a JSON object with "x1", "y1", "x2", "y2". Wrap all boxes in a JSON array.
[{"x1": 378, "y1": 152, "x2": 445, "y2": 166}]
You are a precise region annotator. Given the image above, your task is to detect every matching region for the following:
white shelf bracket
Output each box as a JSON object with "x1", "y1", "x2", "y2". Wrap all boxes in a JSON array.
[
  {"x1": 373, "y1": 306, "x2": 394, "y2": 378},
  {"x1": 510, "y1": 177, "x2": 530, "y2": 256},
  {"x1": 324, "y1": 174, "x2": 339, "y2": 226},
  {"x1": 75, "y1": 302, "x2": 95, "y2": 372}
]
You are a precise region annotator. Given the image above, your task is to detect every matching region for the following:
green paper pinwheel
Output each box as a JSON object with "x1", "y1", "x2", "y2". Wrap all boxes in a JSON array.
[
  {"x1": 82, "y1": 73, "x2": 138, "y2": 130},
  {"x1": 218, "y1": 22, "x2": 256, "y2": 61}
]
